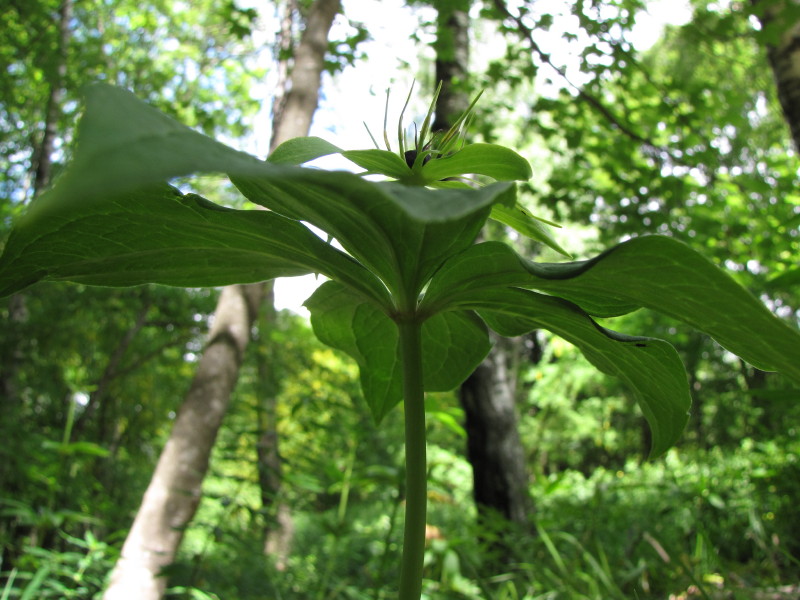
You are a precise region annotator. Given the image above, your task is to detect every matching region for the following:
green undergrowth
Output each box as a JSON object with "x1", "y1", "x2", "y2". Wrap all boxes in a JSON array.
[
  {"x1": 154, "y1": 435, "x2": 800, "y2": 600},
  {"x1": 3, "y1": 436, "x2": 797, "y2": 600}
]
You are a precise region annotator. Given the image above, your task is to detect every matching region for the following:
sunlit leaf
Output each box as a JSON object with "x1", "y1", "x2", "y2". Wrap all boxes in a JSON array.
[
  {"x1": 421, "y1": 143, "x2": 532, "y2": 182},
  {"x1": 267, "y1": 136, "x2": 342, "y2": 165},
  {"x1": 490, "y1": 203, "x2": 570, "y2": 257},
  {"x1": 340, "y1": 149, "x2": 413, "y2": 180}
]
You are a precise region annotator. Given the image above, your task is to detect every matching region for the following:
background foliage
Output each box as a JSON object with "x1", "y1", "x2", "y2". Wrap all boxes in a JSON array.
[{"x1": 1, "y1": 0, "x2": 799, "y2": 599}]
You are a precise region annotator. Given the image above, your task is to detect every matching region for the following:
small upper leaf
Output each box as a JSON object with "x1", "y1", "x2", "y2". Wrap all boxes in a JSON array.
[
  {"x1": 490, "y1": 203, "x2": 571, "y2": 257},
  {"x1": 341, "y1": 149, "x2": 415, "y2": 180},
  {"x1": 421, "y1": 143, "x2": 533, "y2": 183},
  {"x1": 267, "y1": 136, "x2": 342, "y2": 165}
]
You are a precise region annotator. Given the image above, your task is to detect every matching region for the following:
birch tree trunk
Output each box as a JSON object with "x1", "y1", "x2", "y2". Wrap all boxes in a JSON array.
[
  {"x1": 752, "y1": 0, "x2": 800, "y2": 152},
  {"x1": 103, "y1": 2, "x2": 339, "y2": 598},
  {"x1": 431, "y1": 0, "x2": 531, "y2": 532}
]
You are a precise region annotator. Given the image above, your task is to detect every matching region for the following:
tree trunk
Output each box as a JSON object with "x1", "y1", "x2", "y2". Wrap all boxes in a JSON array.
[
  {"x1": 432, "y1": 0, "x2": 531, "y2": 532},
  {"x1": 752, "y1": 0, "x2": 800, "y2": 152},
  {"x1": 271, "y1": 0, "x2": 340, "y2": 146},
  {"x1": 33, "y1": 0, "x2": 72, "y2": 195},
  {"x1": 103, "y1": 2, "x2": 339, "y2": 598},
  {"x1": 432, "y1": 0, "x2": 470, "y2": 134},
  {"x1": 104, "y1": 285, "x2": 264, "y2": 600},
  {"x1": 459, "y1": 335, "x2": 530, "y2": 526}
]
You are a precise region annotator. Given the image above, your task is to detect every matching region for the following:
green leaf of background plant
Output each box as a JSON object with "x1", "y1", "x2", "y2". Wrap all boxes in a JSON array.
[
  {"x1": 466, "y1": 288, "x2": 691, "y2": 457},
  {"x1": 767, "y1": 267, "x2": 800, "y2": 289},
  {"x1": 421, "y1": 143, "x2": 532, "y2": 182},
  {"x1": 0, "y1": 185, "x2": 385, "y2": 303}
]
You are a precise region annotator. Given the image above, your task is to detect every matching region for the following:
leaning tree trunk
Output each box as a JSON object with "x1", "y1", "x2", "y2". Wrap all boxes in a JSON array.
[
  {"x1": 432, "y1": 0, "x2": 532, "y2": 531},
  {"x1": 752, "y1": 0, "x2": 800, "y2": 152},
  {"x1": 102, "y1": 2, "x2": 339, "y2": 599}
]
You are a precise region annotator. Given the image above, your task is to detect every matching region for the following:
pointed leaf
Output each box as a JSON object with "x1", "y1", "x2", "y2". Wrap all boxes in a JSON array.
[
  {"x1": 4, "y1": 85, "x2": 518, "y2": 303},
  {"x1": 306, "y1": 282, "x2": 493, "y2": 421},
  {"x1": 267, "y1": 136, "x2": 342, "y2": 165},
  {"x1": 27, "y1": 84, "x2": 271, "y2": 223},
  {"x1": 340, "y1": 149, "x2": 413, "y2": 180},
  {"x1": 306, "y1": 281, "x2": 401, "y2": 422},
  {"x1": 468, "y1": 288, "x2": 691, "y2": 457},
  {"x1": 0, "y1": 185, "x2": 385, "y2": 301},
  {"x1": 421, "y1": 143, "x2": 532, "y2": 182},
  {"x1": 232, "y1": 174, "x2": 511, "y2": 295},
  {"x1": 31, "y1": 85, "x2": 507, "y2": 230},
  {"x1": 426, "y1": 237, "x2": 800, "y2": 382},
  {"x1": 526, "y1": 236, "x2": 800, "y2": 381},
  {"x1": 422, "y1": 241, "x2": 639, "y2": 317},
  {"x1": 490, "y1": 203, "x2": 571, "y2": 257}
]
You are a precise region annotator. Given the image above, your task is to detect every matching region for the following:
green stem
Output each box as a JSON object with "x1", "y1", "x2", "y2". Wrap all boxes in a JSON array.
[{"x1": 397, "y1": 318, "x2": 427, "y2": 600}]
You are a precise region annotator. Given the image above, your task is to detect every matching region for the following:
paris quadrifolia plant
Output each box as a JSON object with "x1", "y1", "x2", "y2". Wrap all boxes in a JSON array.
[{"x1": 1, "y1": 84, "x2": 798, "y2": 600}]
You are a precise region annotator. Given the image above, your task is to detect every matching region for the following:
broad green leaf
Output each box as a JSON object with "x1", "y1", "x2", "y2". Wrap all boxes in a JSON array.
[
  {"x1": 380, "y1": 181, "x2": 516, "y2": 223},
  {"x1": 421, "y1": 143, "x2": 533, "y2": 182},
  {"x1": 426, "y1": 237, "x2": 800, "y2": 382},
  {"x1": 340, "y1": 149, "x2": 414, "y2": 180},
  {"x1": 232, "y1": 174, "x2": 511, "y2": 295},
  {"x1": 306, "y1": 281, "x2": 401, "y2": 422},
  {"x1": 4, "y1": 85, "x2": 520, "y2": 302},
  {"x1": 422, "y1": 241, "x2": 639, "y2": 317},
  {"x1": 422, "y1": 311, "x2": 491, "y2": 391},
  {"x1": 465, "y1": 288, "x2": 691, "y2": 457},
  {"x1": 525, "y1": 236, "x2": 800, "y2": 381},
  {"x1": 26, "y1": 84, "x2": 271, "y2": 223},
  {"x1": 0, "y1": 185, "x2": 386, "y2": 303},
  {"x1": 29, "y1": 84, "x2": 509, "y2": 231},
  {"x1": 306, "y1": 282, "x2": 492, "y2": 421},
  {"x1": 490, "y1": 203, "x2": 571, "y2": 257},
  {"x1": 267, "y1": 136, "x2": 342, "y2": 165}
]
